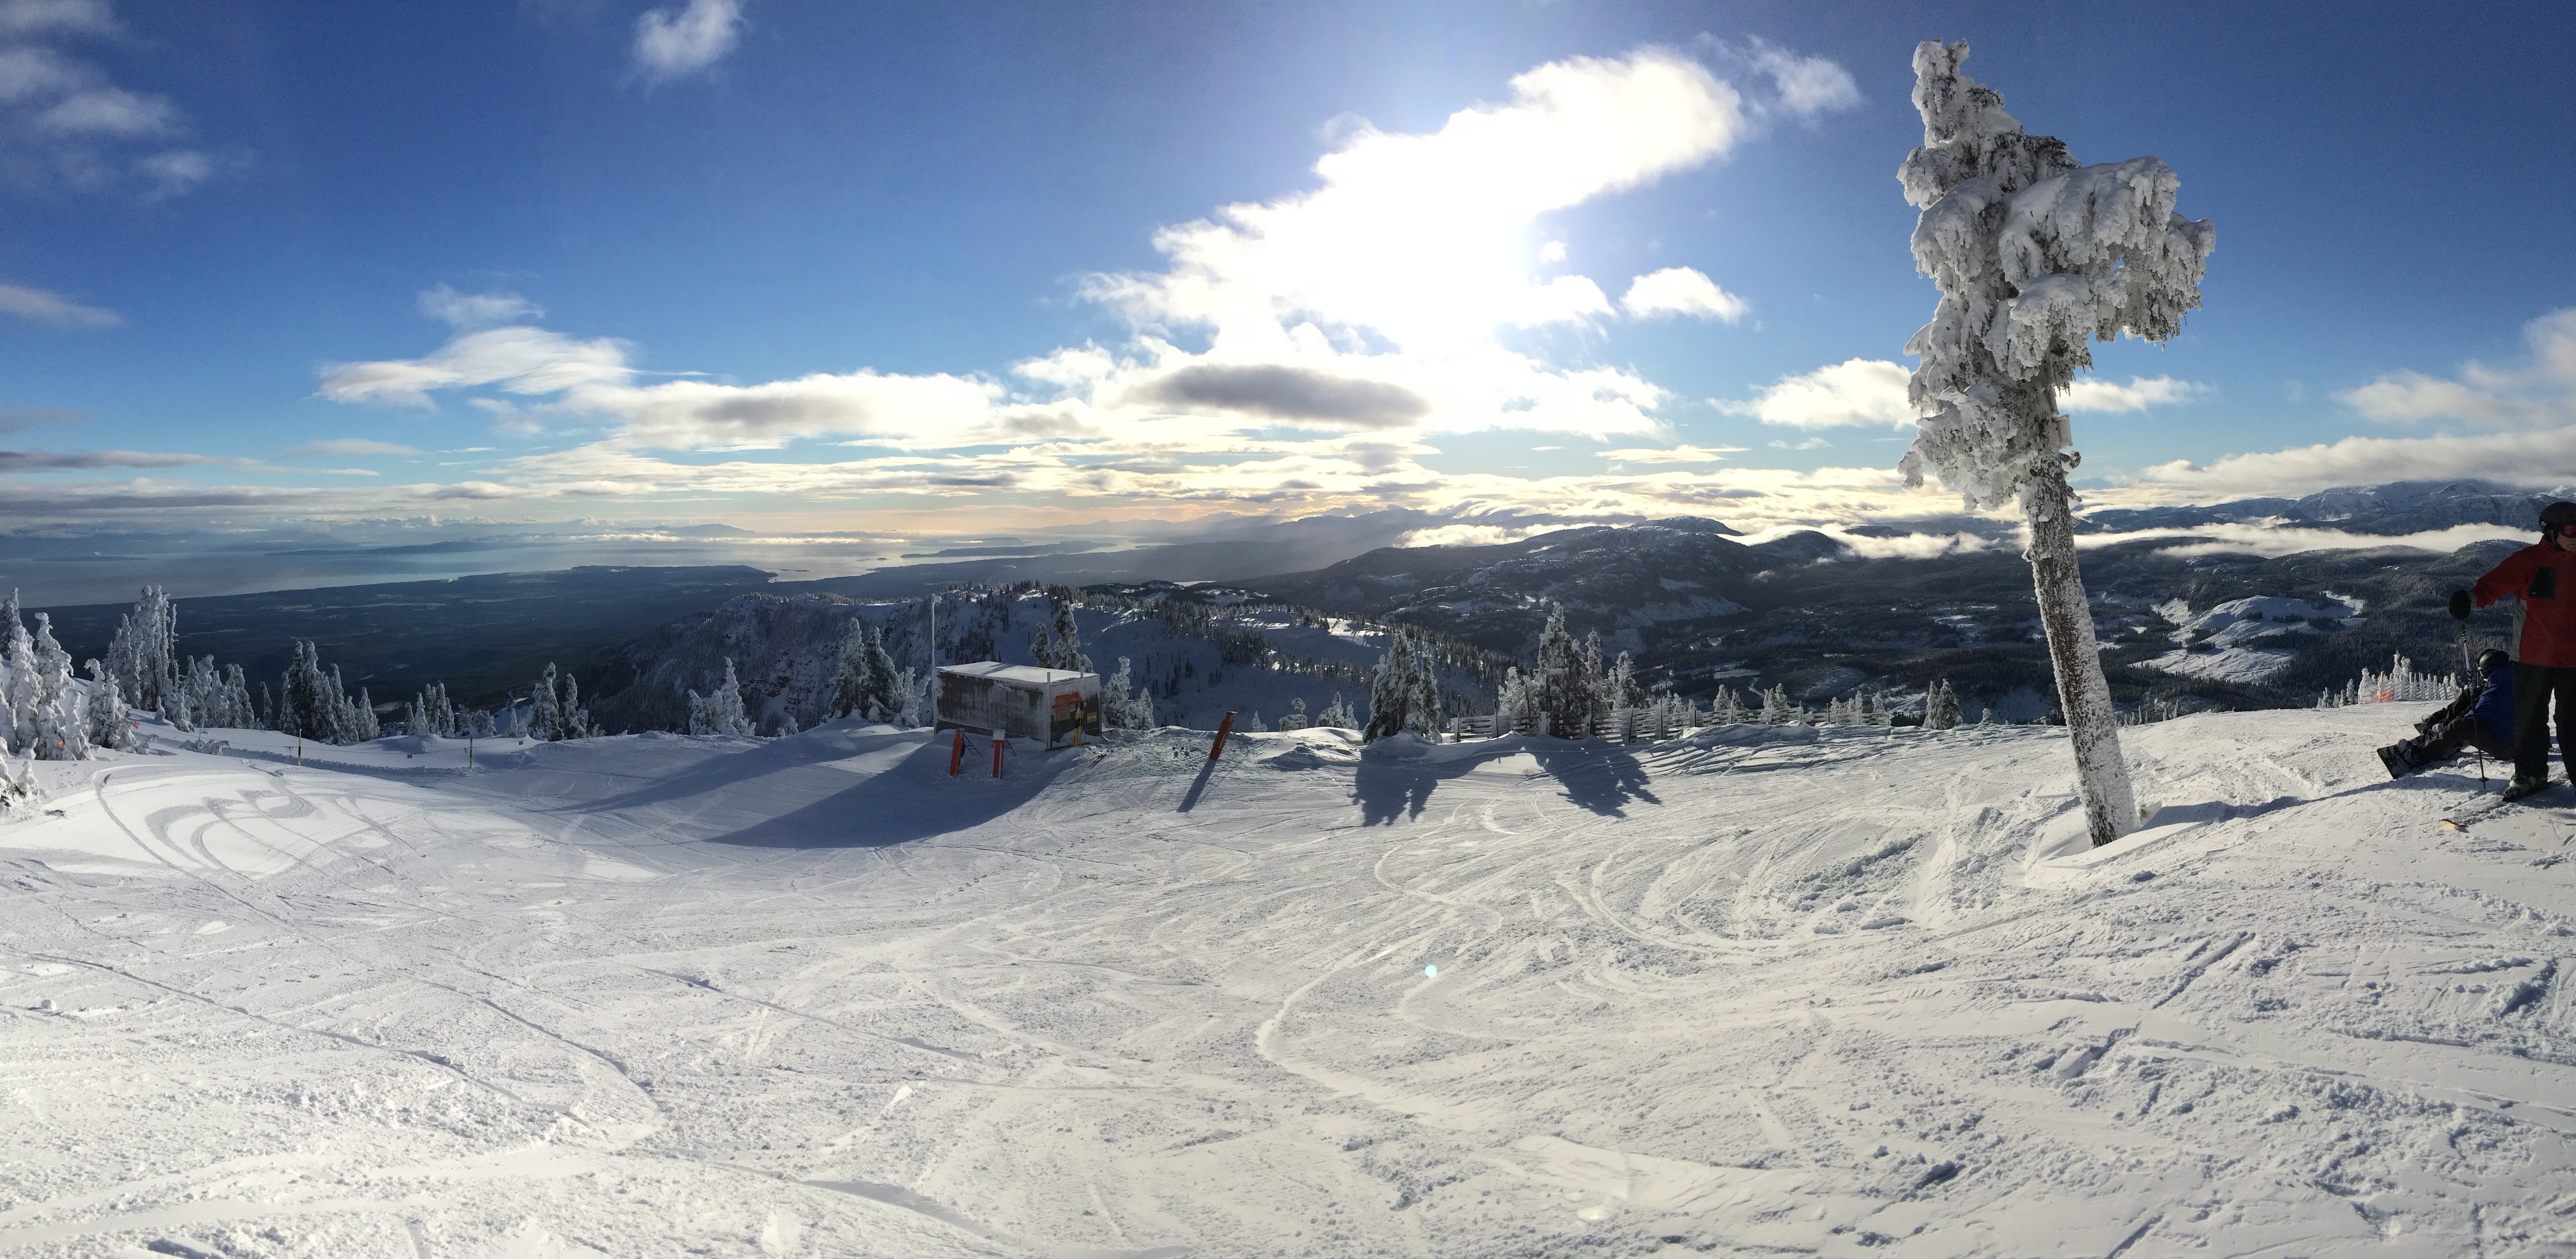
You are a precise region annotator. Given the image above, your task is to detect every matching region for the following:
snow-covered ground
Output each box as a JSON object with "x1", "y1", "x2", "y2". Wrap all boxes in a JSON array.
[
  {"x1": 6, "y1": 706, "x2": 2575, "y2": 1257},
  {"x1": 2143, "y1": 594, "x2": 2367, "y2": 684}
]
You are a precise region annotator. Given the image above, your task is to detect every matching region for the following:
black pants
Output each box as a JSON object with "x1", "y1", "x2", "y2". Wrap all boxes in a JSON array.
[
  {"x1": 2398, "y1": 716, "x2": 2511, "y2": 768},
  {"x1": 2511, "y1": 662, "x2": 2576, "y2": 781}
]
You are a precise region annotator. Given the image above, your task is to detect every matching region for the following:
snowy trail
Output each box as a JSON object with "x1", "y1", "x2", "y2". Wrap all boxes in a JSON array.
[{"x1": 6, "y1": 710, "x2": 2576, "y2": 1256}]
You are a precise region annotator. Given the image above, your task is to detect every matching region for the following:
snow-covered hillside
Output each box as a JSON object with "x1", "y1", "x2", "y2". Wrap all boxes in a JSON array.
[
  {"x1": 582, "y1": 586, "x2": 1492, "y2": 737},
  {"x1": 6, "y1": 706, "x2": 2574, "y2": 1256}
]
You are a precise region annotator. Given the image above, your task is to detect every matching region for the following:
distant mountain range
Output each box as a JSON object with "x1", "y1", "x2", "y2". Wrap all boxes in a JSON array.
[
  {"x1": 2079, "y1": 478, "x2": 2572, "y2": 535},
  {"x1": 27, "y1": 479, "x2": 2568, "y2": 726}
]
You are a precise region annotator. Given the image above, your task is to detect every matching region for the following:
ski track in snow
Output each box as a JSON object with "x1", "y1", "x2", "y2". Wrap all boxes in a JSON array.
[{"x1": 4, "y1": 710, "x2": 2576, "y2": 1256}]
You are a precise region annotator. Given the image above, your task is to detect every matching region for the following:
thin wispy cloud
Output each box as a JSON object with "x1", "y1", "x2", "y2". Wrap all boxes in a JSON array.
[
  {"x1": 0, "y1": 1, "x2": 226, "y2": 199},
  {"x1": 0, "y1": 448, "x2": 238, "y2": 471},
  {"x1": 418, "y1": 284, "x2": 544, "y2": 330},
  {"x1": 634, "y1": 0, "x2": 744, "y2": 81},
  {"x1": 285, "y1": 438, "x2": 421, "y2": 458},
  {"x1": 0, "y1": 405, "x2": 81, "y2": 433},
  {"x1": 0, "y1": 279, "x2": 116, "y2": 328}
]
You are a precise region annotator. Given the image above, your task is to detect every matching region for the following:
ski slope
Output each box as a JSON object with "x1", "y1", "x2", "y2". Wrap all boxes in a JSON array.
[{"x1": 4, "y1": 706, "x2": 2574, "y2": 1257}]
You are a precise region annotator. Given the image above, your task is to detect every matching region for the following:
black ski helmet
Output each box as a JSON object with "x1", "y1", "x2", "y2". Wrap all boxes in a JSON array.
[
  {"x1": 2543, "y1": 501, "x2": 2576, "y2": 533},
  {"x1": 2478, "y1": 647, "x2": 2510, "y2": 673}
]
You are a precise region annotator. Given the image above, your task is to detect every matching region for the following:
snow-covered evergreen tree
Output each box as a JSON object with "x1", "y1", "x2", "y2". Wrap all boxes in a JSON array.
[
  {"x1": 408, "y1": 681, "x2": 458, "y2": 738},
  {"x1": 688, "y1": 658, "x2": 754, "y2": 736},
  {"x1": 1925, "y1": 679, "x2": 1961, "y2": 730},
  {"x1": 277, "y1": 642, "x2": 369, "y2": 745},
  {"x1": 1895, "y1": 41, "x2": 2211, "y2": 845},
  {"x1": 1100, "y1": 657, "x2": 1155, "y2": 729},
  {"x1": 102, "y1": 586, "x2": 179, "y2": 717},
  {"x1": 28, "y1": 614, "x2": 90, "y2": 760},
  {"x1": 1, "y1": 592, "x2": 35, "y2": 755},
  {"x1": 891, "y1": 666, "x2": 929, "y2": 728},
  {"x1": 531, "y1": 664, "x2": 564, "y2": 740},
  {"x1": 1532, "y1": 605, "x2": 1600, "y2": 739},
  {"x1": 828, "y1": 620, "x2": 900, "y2": 722},
  {"x1": 1494, "y1": 667, "x2": 1539, "y2": 734},
  {"x1": 1363, "y1": 630, "x2": 1441, "y2": 741},
  {"x1": 1246, "y1": 710, "x2": 1268, "y2": 732},
  {"x1": 0, "y1": 747, "x2": 33, "y2": 812},
  {"x1": 1280, "y1": 696, "x2": 1309, "y2": 731},
  {"x1": 83, "y1": 660, "x2": 136, "y2": 750},
  {"x1": 1316, "y1": 691, "x2": 1356, "y2": 730}
]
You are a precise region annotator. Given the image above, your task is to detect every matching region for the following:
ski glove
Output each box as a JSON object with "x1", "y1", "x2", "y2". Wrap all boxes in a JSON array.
[{"x1": 2450, "y1": 589, "x2": 2473, "y2": 620}]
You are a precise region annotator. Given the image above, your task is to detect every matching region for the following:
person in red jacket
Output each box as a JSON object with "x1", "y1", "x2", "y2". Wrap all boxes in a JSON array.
[{"x1": 2469, "y1": 500, "x2": 2576, "y2": 799}]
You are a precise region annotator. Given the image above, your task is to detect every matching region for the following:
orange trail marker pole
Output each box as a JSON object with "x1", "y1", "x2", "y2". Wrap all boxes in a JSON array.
[
  {"x1": 1209, "y1": 711, "x2": 1237, "y2": 760},
  {"x1": 949, "y1": 729, "x2": 965, "y2": 776},
  {"x1": 992, "y1": 734, "x2": 1005, "y2": 778}
]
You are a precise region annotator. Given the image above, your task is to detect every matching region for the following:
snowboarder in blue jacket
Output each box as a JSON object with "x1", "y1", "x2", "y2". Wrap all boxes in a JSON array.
[{"x1": 2378, "y1": 648, "x2": 2515, "y2": 778}]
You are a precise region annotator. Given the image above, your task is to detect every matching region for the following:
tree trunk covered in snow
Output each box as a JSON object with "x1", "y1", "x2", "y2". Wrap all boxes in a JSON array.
[
  {"x1": 2020, "y1": 452, "x2": 2136, "y2": 845},
  {"x1": 1893, "y1": 40, "x2": 2211, "y2": 848}
]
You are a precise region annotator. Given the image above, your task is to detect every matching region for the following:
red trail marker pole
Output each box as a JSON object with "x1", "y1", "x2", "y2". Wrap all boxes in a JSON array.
[
  {"x1": 1208, "y1": 711, "x2": 1237, "y2": 760},
  {"x1": 948, "y1": 729, "x2": 965, "y2": 776},
  {"x1": 992, "y1": 734, "x2": 1005, "y2": 778}
]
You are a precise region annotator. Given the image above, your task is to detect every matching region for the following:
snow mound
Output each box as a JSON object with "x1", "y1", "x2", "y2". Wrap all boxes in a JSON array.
[{"x1": 6, "y1": 704, "x2": 2574, "y2": 1256}]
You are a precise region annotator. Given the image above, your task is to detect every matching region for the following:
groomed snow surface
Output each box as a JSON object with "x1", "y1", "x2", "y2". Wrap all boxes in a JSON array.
[{"x1": 4, "y1": 707, "x2": 2573, "y2": 1257}]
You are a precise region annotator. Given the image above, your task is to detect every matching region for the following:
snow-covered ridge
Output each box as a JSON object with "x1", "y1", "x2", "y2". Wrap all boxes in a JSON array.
[{"x1": 7, "y1": 704, "x2": 2573, "y2": 1255}]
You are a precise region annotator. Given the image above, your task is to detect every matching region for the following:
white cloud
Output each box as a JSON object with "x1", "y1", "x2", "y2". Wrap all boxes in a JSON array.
[
  {"x1": 1620, "y1": 266, "x2": 1746, "y2": 322},
  {"x1": 419, "y1": 284, "x2": 544, "y2": 329},
  {"x1": 2073, "y1": 521, "x2": 2531, "y2": 559},
  {"x1": 0, "y1": 0, "x2": 111, "y2": 37},
  {"x1": 0, "y1": 3, "x2": 228, "y2": 200},
  {"x1": 634, "y1": 0, "x2": 744, "y2": 81},
  {"x1": 1082, "y1": 47, "x2": 1745, "y2": 353},
  {"x1": 1741, "y1": 37, "x2": 1861, "y2": 119},
  {"x1": 133, "y1": 146, "x2": 213, "y2": 198},
  {"x1": 2123, "y1": 425, "x2": 2576, "y2": 503},
  {"x1": 1394, "y1": 522, "x2": 1563, "y2": 548},
  {"x1": 327, "y1": 46, "x2": 1750, "y2": 456},
  {"x1": 2060, "y1": 375, "x2": 2205, "y2": 412},
  {"x1": 285, "y1": 438, "x2": 420, "y2": 457},
  {"x1": 290, "y1": 49, "x2": 1978, "y2": 530},
  {"x1": 1728, "y1": 358, "x2": 1913, "y2": 429},
  {"x1": 316, "y1": 327, "x2": 635, "y2": 409},
  {"x1": 1597, "y1": 444, "x2": 1743, "y2": 463},
  {"x1": 2338, "y1": 309, "x2": 2576, "y2": 427},
  {"x1": 1729, "y1": 359, "x2": 2204, "y2": 430},
  {"x1": 37, "y1": 84, "x2": 170, "y2": 135},
  {"x1": 0, "y1": 279, "x2": 114, "y2": 328}
]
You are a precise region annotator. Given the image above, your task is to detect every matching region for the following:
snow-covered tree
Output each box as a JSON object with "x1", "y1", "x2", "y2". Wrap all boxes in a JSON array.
[
  {"x1": 83, "y1": 660, "x2": 136, "y2": 750},
  {"x1": 1029, "y1": 597, "x2": 1092, "y2": 673},
  {"x1": 531, "y1": 664, "x2": 564, "y2": 740},
  {"x1": 1531, "y1": 605, "x2": 1602, "y2": 739},
  {"x1": 688, "y1": 658, "x2": 754, "y2": 736},
  {"x1": 829, "y1": 619, "x2": 900, "y2": 722},
  {"x1": 0, "y1": 592, "x2": 34, "y2": 755},
  {"x1": 26, "y1": 614, "x2": 89, "y2": 760},
  {"x1": 0, "y1": 747, "x2": 33, "y2": 812},
  {"x1": 1101, "y1": 656, "x2": 1155, "y2": 730},
  {"x1": 102, "y1": 586, "x2": 179, "y2": 717},
  {"x1": 276, "y1": 642, "x2": 374, "y2": 745},
  {"x1": 1363, "y1": 630, "x2": 1442, "y2": 741},
  {"x1": 1279, "y1": 696, "x2": 1309, "y2": 731},
  {"x1": 409, "y1": 681, "x2": 458, "y2": 738},
  {"x1": 1316, "y1": 691, "x2": 1357, "y2": 730},
  {"x1": 1925, "y1": 679, "x2": 1961, "y2": 730},
  {"x1": 1896, "y1": 41, "x2": 2212, "y2": 845}
]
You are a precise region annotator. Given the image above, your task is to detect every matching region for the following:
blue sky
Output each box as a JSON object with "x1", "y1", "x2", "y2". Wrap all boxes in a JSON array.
[{"x1": 3, "y1": 0, "x2": 2573, "y2": 539}]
